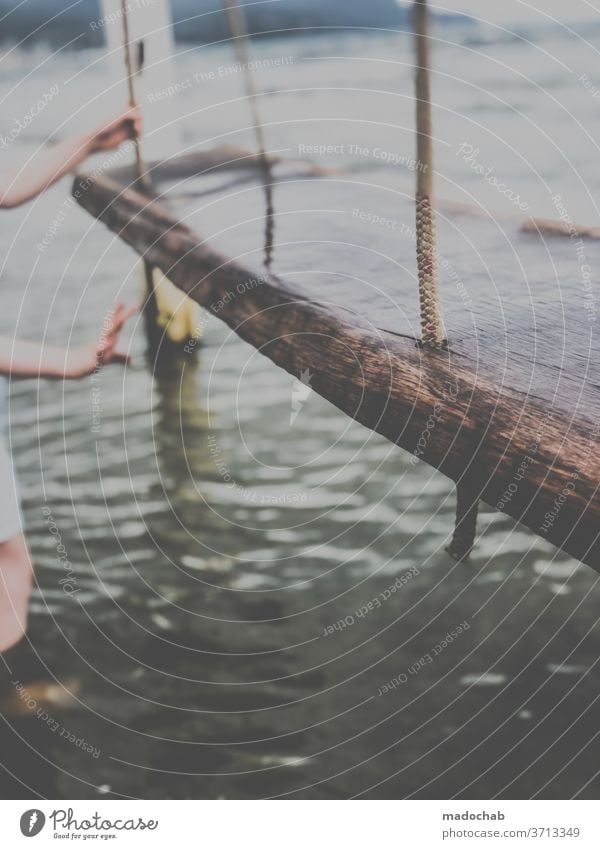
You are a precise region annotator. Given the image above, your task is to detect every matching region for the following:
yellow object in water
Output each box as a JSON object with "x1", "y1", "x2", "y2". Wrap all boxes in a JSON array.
[{"x1": 145, "y1": 266, "x2": 201, "y2": 345}]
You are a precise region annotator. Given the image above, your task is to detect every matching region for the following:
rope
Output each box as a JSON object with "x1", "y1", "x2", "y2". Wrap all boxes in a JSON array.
[
  {"x1": 221, "y1": 0, "x2": 274, "y2": 269},
  {"x1": 120, "y1": 0, "x2": 149, "y2": 190},
  {"x1": 413, "y1": 0, "x2": 444, "y2": 348},
  {"x1": 412, "y1": 1, "x2": 478, "y2": 557},
  {"x1": 120, "y1": 0, "x2": 161, "y2": 342},
  {"x1": 416, "y1": 193, "x2": 443, "y2": 346}
]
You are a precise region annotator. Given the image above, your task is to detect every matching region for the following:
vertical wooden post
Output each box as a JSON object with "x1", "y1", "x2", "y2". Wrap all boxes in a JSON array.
[{"x1": 446, "y1": 481, "x2": 479, "y2": 562}]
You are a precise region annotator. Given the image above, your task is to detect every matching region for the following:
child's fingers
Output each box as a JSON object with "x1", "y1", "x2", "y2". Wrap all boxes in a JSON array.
[
  {"x1": 109, "y1": 303, "x2": 138, "y2": 333},
  {"x1": 110, "y1": 305, "x2": 124, "y2": 330},
  {"x1": 109, "y1": 106, "x2": 140, "y2": 131},
  {"x1": 103, "y1": 305, "x2": 122, "y2": 330},
  {"x1": 123, "y1": 104, "x2": 141, "y2": 122},
  {"x1": 112, "y1": 303, "x2": 137, "y2": 322},
  {"x1": 121, "y1": 304, "x2": 139, "y2": 323}
]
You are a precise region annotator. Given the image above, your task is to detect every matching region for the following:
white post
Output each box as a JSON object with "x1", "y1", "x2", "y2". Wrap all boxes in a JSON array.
[
  {"x1": 98, "y1": 0, "x2": 201, "y2": 353},
  {"x1": 100, "y1": 0, "x2": 181, "y2": 160}
]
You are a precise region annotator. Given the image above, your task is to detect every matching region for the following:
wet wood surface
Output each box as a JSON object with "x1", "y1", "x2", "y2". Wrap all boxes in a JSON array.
[{"x1": 73, "y1": 152, "x2": 600, "y2": 572}]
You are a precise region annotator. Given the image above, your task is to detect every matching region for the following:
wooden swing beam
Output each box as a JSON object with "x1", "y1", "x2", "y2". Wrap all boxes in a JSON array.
[{"x1": 73, "y1": 170, "x2": 600, "y2": 573}]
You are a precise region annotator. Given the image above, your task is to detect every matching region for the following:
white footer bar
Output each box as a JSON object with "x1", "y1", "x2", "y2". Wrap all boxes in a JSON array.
[{"x1": 0, "y1": 800, "x2": 597, "y2": 847}]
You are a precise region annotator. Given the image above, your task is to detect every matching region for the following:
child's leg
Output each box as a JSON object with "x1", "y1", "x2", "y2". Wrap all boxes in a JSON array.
[
  {"x1": 0, "y1": 436, "x2": 29, "y2": 651},
  {"x1": 0, "y1": 532, "x2": 32, "y2": 651}
]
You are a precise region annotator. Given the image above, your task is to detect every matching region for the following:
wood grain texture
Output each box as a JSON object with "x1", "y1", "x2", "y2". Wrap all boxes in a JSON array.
[{"x1": 72, "y1": 168, "x2": 600, "y2": 573}]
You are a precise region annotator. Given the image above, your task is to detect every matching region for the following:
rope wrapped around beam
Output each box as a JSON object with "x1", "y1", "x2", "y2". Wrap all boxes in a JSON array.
[{"x1": 412, "y1": 0, "x2": 479, "y2": 558}]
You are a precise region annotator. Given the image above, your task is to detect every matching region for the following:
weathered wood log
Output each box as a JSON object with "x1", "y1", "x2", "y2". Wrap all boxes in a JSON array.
[
  {"x1": 109, "y1": 145, "x2": 330, "y2": 188},
  {"x1": 133, "y1": 150, "x2": 595, "y2": 241},
  {"x1": 520, "y1": 216, "x2": 600, "y2": 240},
  {"x1": 425, "y1": 200, "x2": 600, "y2": 240},
  {"x1": 73, "y1": 172, "x2": 600, "y2": 573}
]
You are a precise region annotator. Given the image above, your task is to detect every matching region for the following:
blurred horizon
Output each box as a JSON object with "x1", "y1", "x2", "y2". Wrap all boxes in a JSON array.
[
  {"x1": 0, "y1": 1, "x2": 454, "y2": 48},
  {"x1": 2, "y1": 0, "x2": 599, "y2": 50}
]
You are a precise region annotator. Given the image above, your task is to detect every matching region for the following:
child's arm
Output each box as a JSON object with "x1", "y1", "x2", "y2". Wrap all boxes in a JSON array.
[
  {"x1": 0, "y1": 107, "x2": 142, "y2": 209},
  {"x1": 0, "y1": 304, "x2": 137, "y2": 379}
]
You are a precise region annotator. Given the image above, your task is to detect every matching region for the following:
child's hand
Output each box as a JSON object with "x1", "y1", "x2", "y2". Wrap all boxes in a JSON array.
[
  {"x1": 94, "y1": 302, "x2": 138, "y2": 368},
  {"x1": 87, "y1": 106, "x2": 143, "y2": 154},
  {"x1": 67, "y1": 303, "x2": 138, "y2": 378}
]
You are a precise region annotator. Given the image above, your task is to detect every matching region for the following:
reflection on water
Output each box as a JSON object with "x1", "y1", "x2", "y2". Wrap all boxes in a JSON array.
[
  {"x1": 0, "y1": 27, "x2": 599, "y2": 799},
  {"x1": 1, "y1": 337, "x2": 599, "y2": 800}
]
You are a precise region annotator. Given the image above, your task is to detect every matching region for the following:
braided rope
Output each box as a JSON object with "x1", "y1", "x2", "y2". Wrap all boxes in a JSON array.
[
  {"x1": 413, "y1": 0, "x2": 445, "y2": 348},
  {"x1": 416, "y1": 191, "x2": 444, "y2": 347}
]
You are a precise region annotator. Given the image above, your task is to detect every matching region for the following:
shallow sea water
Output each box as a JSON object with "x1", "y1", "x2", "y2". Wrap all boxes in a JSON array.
[{"x1": 0, "y1": 24, "x2": 599, "y2": 798}]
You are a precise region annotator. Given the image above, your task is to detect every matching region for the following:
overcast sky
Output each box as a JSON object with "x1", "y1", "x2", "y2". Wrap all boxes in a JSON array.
[{"x1": 399, "y1": 1, "x2": 600, "y2": 24}]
